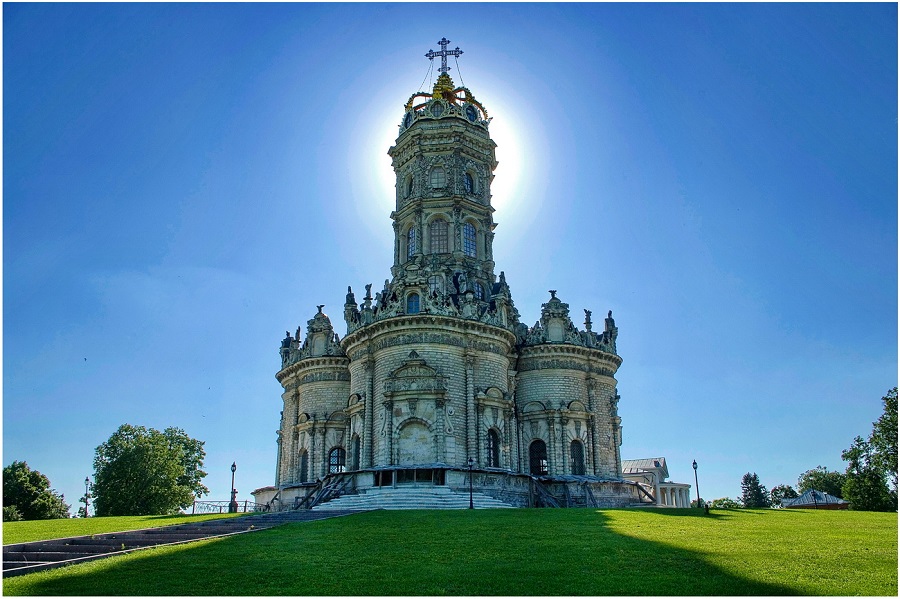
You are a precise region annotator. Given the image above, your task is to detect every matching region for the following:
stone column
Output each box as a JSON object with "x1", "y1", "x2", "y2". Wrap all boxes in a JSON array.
[
  {"x1": 560, "y1": 415, "x2": 568, "y2": 475},
  {"x1": 476, "y1": 404, "x2": 485, "y2": 466},
  {"x1": 436, "y1": 399, "x2": 446, "y2": 461},
  {"x1": 507, "y1": 371, "x2": 521, "y2": 471},
  {"x1": 654, "y1": 475, "x2": 661, "y2": 506},
  {"x1": 364, "y1": 359, "x2": 375, "y2": 467},
  {"x1": 318, "y1": 427, "x2": 328, "y2": 478},
  {"x1": 452, "y1": 206, "x2": 462, "y2": 255},
  {"x1": 275, "y1": 431, "x2": 283, "y2": 487},
  {"x1": 465, "y1": 355, "x2": 476, "y2": 463},
  {"x1": 587, "y1": 379, "x2": 602, "y2": 476},
  {"x1": 501, "y1": 408, "x2": 510, "y2": 469},
  {"x1": 384, "y1": 400, "x2": 394, "y2": 465},
  {"x1": 393, "y1": 222, "x2": 400, "y2": 266},
  {"x1": 308, "y1": 422, "x2": 317, "y2": 481},
  {"x1": 547, "y1": 412, "x2": 557, "y2": 475}
]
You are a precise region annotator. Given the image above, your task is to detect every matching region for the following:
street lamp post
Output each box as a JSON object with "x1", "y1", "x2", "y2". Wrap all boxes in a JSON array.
[
  {"x1": 692, "y1": 460, "x2": 701, "y2": 508},
  {"x1": 467, "y1": 457, "x2": 475, "y2": 509},
  {"x1": 84, "y1": 477, "x2": 91, "y2": 518},
  {"x1": 229, "y1": 462, "x2": 238, "y2": 513}
]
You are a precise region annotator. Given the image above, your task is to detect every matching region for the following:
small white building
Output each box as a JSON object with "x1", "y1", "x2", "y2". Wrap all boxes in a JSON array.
[{"x1": 622, "y1": 457, "x2": 692, "y2": 507}]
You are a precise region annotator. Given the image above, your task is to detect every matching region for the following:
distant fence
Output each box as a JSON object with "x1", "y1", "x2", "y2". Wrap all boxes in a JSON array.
[{"x1": 190, "y1": 500, "x2": 269, "y2": 514}]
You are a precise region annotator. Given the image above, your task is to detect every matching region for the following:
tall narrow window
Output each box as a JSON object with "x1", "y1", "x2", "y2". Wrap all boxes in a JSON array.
[
  {"x1": 329, "y1": 447, "x2": 346, "y2": 474},
  {"x1": 570, "y1": 440, "x2": 586, "y2": 475},
  {"x1": 487, "y1": 429, "x2": 501, "y2": 468},
  {"x1": 428, "y1": 275, "x2": 443, "y2": 295},
  {"x1": 430, "y1": 219, "x2": 448, "y2": 253},
  {"x1": 529, "y1": 440, "x2": 549, "y2": 475},
  {"x1": 464, "y1": 172, "x2": 474, "y2": 193},
  {"x1": 405, "y1": 175, "x2": 413, "y2": 198},
  {"x1": 430, "y1": 167, "x2": 446, "y2": 188},
  {"x1": 463, "y1": 223, "x2": 477, "y2": 257},
  {"x1": 407, "y1": 227, "x2": 418, "y2": 258},
  {"x1": 406, "y1": 293, "x2": 420, "y2": 314},
  {"x1": 299, "y1": 450, "x2": 309, "y2": 483},
  {"x1": 474, "y1": 282, "x2": 485, "y2": 300}
]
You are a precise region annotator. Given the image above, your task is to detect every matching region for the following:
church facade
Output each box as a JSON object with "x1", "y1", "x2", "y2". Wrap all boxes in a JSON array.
[{"x1": 255, "y1": 41, "x2": 648, "y2": 508}]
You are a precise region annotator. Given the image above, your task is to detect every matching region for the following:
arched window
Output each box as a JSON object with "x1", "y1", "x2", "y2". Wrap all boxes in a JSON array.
[
  {"x1": 570, "y1": 440, "x2": 586, "y2": 475},
  {"x1": 464, "y1": 172, "x2": 474, "y2": 194},
  {"x1": 407, "y1": 227, "x2": 418, "y2": 258},
  {"x1": 329, "y1": 447, "x2": 346, "y2": 474},
  {"x1": 474, "y1": 282, "x2": 484, "y2": 300},
  {"x1": 529, "y1": 440, "x2": 548, "y2": 476},
  {"x1": 406, "y1": 293, "x2": 420, "y2": 314},
  {"x1": 463, "y1": 223, "x2": 477, "y2": 257},
  {"x1": 430, "y1": 219, "x2": 448, "y2": 253},
  {"x1": 299, "y1": 450, "x2": 309, "y2": 483},
  {"x1": 428, "y1": 275, "x2": 443, "y2": 295},
  {"x1": 430, "y1": 167, "x2": 446, "y2": 188},
  {"x1": 351, "y1": 436, "x2": 361, "y2": 471},
  {"x1": 487, "y1": 429, "x2": 501, "y2": 468}
]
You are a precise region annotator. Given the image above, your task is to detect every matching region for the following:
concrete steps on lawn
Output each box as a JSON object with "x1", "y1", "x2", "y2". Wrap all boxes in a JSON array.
[
  {"x1": 311, "y1": 485, "x2": 516, "y2": 510},
  {"x1": 3, "y1": 509, "x2": 366, "y2": 578}
]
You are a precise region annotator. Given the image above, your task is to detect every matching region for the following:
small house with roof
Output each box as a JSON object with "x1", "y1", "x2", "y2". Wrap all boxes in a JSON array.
[
  {"x1": 622, "y1": 457, "x2": 692, "y2": 507},
  {"x1": 782, "y1": 489, "x2": 848, "y2": 510}
]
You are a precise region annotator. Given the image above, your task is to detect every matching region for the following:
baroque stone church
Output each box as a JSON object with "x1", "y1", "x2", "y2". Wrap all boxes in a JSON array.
[{"x1": 254, "y1": 40, "x2": 654, "y2": 509}]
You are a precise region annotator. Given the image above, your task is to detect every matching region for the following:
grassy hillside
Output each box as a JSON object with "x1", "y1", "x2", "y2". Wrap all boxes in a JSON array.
[
  {"x1": 2, "y1": 512, "x2": 249, "y2": 545},
  {"x1": 4, "y1": 508, "x2": 896, "y2": 596}
]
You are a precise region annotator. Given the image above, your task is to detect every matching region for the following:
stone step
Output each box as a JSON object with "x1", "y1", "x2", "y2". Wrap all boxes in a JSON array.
[
  {"x1": 311, "y1": 487, "x2": 516, "y2": 510},
  {"x1": 4, "y1": 552, "x2": 99, "y2": 563}
]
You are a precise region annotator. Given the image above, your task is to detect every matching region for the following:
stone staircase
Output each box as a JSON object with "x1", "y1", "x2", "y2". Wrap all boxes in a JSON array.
[
  {"x1": 3, "y1": 509, "x2": 365, "y2": 578},
  {"x1": 311, "y1": 485, "x2": 516, "y2": 510}
]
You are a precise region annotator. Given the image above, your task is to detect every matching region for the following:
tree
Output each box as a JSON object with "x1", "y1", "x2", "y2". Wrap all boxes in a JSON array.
[
  {"x1": 3, "y1": 505, "x2": 24, "y2": 522},
  {"x1": 740, "y1": 472, "x2": 770, "y2": 508},
  {"x1": 797, "y1": 466, "x2": 846, "y2": 498},
  {"x1": 708, "y1": 497, "x2": 740, "y2": 509},
  {"x1": 769, "y1": 484, "x2": 799, "y2": 508},
  {"x1": 2, "y1": 461, "x2": 70, "y2": 520},
  {"x1": 93, "y1": 424, "x2": 208, "y2": 516},
  {"x1": 841, "y1": 436, "x2": 894, "y2": 512},
  {"x1": 869, "y1": 387, "x2": 897, "y2": 494}
]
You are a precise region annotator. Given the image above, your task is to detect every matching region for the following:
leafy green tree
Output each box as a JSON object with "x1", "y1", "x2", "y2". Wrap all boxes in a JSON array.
[
  {"x1": 708, "y1": 497, "x2": 740, "y2": 509},
  {"x1": 3, "y1": 505, "x2": 24, "y2": 521},
  {"x1": 769, "y1": 484, "x2": 799, "y2": 508},
  {"x1": 841, "y1": 436, "x2": 894, "y2": 511},
  {"x1": 2, "y1": 461, "x2": 70, "y2": 520},
  {"x1": 93, "y1": 424, "x2": 208, "y2": 516},
  {"x1": 869, "y1": 387, "x2": 897, "y2": 494},
  {"x1": 740, "y1": 472, "x2": 770, "y2": 508},
  {"x1": 797, "y1": 466, "x2": 846, "y2": 498}
]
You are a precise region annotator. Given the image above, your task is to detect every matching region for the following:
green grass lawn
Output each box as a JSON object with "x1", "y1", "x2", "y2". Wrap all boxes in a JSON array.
[
  {"x1": 3, "y1": 508, "x2": 896, "y2": 596},
  {"x1": 3, "y1": 512, "x2": 250, "y2": 545}
]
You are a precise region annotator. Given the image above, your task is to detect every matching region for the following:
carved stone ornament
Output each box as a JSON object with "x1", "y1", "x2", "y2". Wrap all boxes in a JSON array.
[{"x1": 384, "y1": 351, "x2": 448, "y2": 396}]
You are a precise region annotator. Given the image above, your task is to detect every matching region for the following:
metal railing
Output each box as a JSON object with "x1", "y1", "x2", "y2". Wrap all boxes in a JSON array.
[{"x1": 190, "y1": 500, "x2": 269, "y2": 514}]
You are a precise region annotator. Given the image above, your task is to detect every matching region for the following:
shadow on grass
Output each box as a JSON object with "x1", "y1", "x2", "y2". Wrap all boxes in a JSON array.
[
  {"x1": 623, "y1": 507, "x2": 728, "y2": 519},
  {"x1": 1, "y1": 510, "x2": 804, "y2": 596}
]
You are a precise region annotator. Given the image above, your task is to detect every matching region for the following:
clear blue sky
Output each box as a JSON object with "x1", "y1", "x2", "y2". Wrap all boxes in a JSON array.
[{"x1": 4, "y1": 3, "x2": 897, "y2": 510}]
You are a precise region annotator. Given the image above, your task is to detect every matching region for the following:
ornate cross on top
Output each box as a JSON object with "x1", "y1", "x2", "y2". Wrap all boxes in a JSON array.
[{"x1": 425, "y1": 37, "x2": 463, "y2": 74}]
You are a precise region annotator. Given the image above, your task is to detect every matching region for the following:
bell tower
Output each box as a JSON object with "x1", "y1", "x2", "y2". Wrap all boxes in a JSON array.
[{"x1": 387, "y1": 38, "x2": 499, "y2": 308}]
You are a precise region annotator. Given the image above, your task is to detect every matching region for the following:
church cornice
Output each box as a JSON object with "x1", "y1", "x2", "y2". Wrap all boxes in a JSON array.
[
  {"x1": 342, "y1": 314, "x2": 516, "y2": 359},
  {"x1": 517, "y1": 343, "x2": 623, "y2": 377},
  {"x1": 393, "y1": 195, "x2": 494, "y2": 221},
  {"x1": 276, "y1": 355, "x2": 351, "y2": 384}
]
